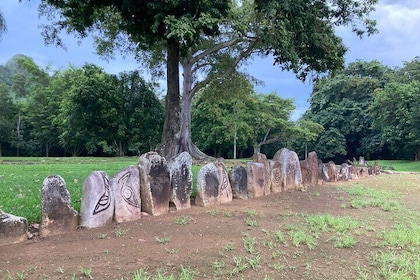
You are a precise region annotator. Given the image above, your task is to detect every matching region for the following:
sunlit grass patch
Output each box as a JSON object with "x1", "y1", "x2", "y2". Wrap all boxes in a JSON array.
[{"x1": 339, "y1": 184, "x2": 401, "y2": 211}]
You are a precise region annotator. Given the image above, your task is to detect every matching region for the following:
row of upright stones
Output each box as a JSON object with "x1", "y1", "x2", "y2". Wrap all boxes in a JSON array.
[{"x1": 1, "y1": 148, "x2": 380, "y2": 245}]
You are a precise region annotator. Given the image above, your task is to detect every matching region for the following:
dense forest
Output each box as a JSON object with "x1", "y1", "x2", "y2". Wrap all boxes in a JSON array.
[{"x1": 0, "y1": 55, "x2": 419, "y2": 161}]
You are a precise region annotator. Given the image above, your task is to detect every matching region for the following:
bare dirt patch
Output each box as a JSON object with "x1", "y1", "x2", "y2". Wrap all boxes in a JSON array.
[{"x1": 1, "y1": 173, "x2": 419, "y2": 279}]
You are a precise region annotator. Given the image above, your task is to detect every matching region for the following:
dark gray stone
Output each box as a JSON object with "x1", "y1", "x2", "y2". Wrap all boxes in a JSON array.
[
  {"x1": 196, "y1": 163, "x2": 220, "y2": 207},
  {"x1": 40, "y1": 175, "x2": 78, "y2": 236},
  {"x1": 80, "y1": 171, "x2": 114, "y2": 228},
  {"x1": 228, "y1": 164, "x2": 248, "y2": 200},
  {"x1": 138, "y1": 152, "x2": 171, "y2": 216},
  {"x1": 168, "y1": 152, "x2": 193, "y2": 211},
  {"x1": 0, "y1": 210, "x2": 28, "y2": 245},
  {"x1": 216, "y1": 161, "x2": 233, "y2": 204},
  {"x1": 112, "y1": 166, "x2": 141, "y2": 223},
  {"x1": 273, "y1": 148, "x2": 303, "y2": 191}
]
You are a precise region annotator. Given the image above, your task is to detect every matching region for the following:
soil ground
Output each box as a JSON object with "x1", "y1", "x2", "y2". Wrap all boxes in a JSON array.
[{"x1": 1, "y1": 173, "x2": 419, "y2": 279}]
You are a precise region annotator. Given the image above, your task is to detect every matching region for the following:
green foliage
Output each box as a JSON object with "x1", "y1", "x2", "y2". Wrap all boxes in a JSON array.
[
  {"x1": 304, "y1": 61, "x2": 392, "y2": 161},
  {"x1": 192, "y1": 72, "x2": 255, "y2": 158}
]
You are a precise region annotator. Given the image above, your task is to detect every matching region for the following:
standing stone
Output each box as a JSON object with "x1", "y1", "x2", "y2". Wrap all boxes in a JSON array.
[
  {"x1": 338, "y1": 163, "x2": 351, "y2": 181},
  {"x1": 138, "y1": 152, "x2": 171, "y2": 216},
  {"x1": 358, "y1": 166, "x2": 369, "y2": 178},
  {"x1": 253, "y1": 153, "x2": 271, "y2": 195},
  {"x1": 270, "y1": 160, "x2": 283, "y2": 193},
  {"x1": 228, "y1": 164, "x2": 248, "y2": 200},
  {"x1": 112, "y1": 166, "x2": 141, "y2": 223},
  {"x1": 196, "y1": 163, "x2": 220, "y2": 207},
  {"x1": 359, "y1": 156, "x2": 365, "y2": 165},
  {"x1": 326, "y1": 161, "x2": 337, "y2": 182},
  {"x1": 246, "y1": 162, "x2": 267, "y2": 198},
  {"x1": 373, "y1": 161, "x2": 380, "y2": 175},
  {"x1": 318, "y1": 161, "x2": 330, "y2": 183},
  {"x1": 215, "y1": 161, "x2": 233, "y2": 204},
  {"x1": 349, "y1": 166, "x2": 359, "y2": 180},
  {"x1": 80, "y1": 171, "x2": 113, "y2": 228},
  {"x1": 300, "y1": 151, "x2": 319, "y2": 190},
  {"x1": 0, "y1": 210, "x2": 28, "y2": 245},
  {"x1": 40, "y1": 175, "x2": 78, "y2": 236},
  {"x1": 273, "y1": 148, "x2": 303, "y2": 191},
  {"x1": 168, "y1": 152, "x2": 193, "y2": 211}
]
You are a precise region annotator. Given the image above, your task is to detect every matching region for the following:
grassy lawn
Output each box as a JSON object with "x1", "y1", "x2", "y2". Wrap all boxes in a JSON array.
[
  {"x1": 0, "y1": 157, "x2": 418, "y2": 223},
  {"x1": 376, "y1": 159, "x2": 420, "y2": 172}
]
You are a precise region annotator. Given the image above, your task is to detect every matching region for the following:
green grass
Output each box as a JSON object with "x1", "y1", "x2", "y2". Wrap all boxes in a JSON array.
[
  {"x1": 376, "y1": 160, "x2": 420, "y2": 172},
  {"x1": 0, "y1": 157, "x2": 137, "y2": 222}
]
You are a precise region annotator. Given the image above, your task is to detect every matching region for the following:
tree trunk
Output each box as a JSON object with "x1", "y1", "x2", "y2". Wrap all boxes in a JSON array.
[
  {"x1": 156, "y1": 39, "x2": 181, "y2": 160},
  {"x1": 253, "y1": 144, "x2": 261, "y2": 155},
  {"x1": 179, "y1": 61, "x2": 213, "y2": 160},
  {"x1": 45, "y1": 142, "x2": 49, "y2": 157}
]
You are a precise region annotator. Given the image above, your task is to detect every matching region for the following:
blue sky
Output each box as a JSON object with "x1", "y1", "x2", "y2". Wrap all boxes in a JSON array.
[{"x1": 1, "y1": 0, "x2": 419, "y2": 119}]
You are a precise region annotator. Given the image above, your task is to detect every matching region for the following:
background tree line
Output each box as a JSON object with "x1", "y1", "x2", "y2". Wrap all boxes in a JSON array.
[
  {"x1": 0, "y1": 55, "x2": 164, "y2": 157},
  {"x1": 1, "y1": 54, "x2": 419, "y2": 161},
  {"x1": 302, "y1": 58, "x2": 420, "y2": 162}
]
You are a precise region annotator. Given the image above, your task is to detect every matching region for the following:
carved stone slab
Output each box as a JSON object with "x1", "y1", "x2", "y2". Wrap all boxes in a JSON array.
[
  {"x1": 168, "y1": 152, "x2": 193, "y2": 211},
  {"x1": 253, "y1": 153, "x2": 271, "y2": 195},
  {"x1": 300, "y1": 151, "x2": 319, "y2": 189},
  {"x1": 0, "y1": 210, "x2": 28, "y2": 245},
  {"x1": 112, "y1": 166, "x2": 141, "y2": 223},
  {"x1": 228, "y1": 164, "x2": 248, "y2": 200},
  {"x1": 138, "y1": 152, "x2": 171, "y2": 216},
  {"x1": 246, "y1": 162, "x2": 267, "y2": 198},
  {"x1": 40, "y1": 175, "x2": 78, "y2": 236},
  {"x1": 196, "y1": 163, "x2": 220, "y2": 207},
  {"x1": 270, "y1": 160, "x2": 283, "y2": 193},
  {"x1": 80, "y1": 171, "x2": 114, "y2": 228},
  {"x1": 215, "y1": 161, "x2": 233, "y2": 204},
  {"x1": 274, "y1": 148, "x2": 303, "y2": 191},
  {"x1": 326, "y1": 161, "x2": 337, "y2": 182}
]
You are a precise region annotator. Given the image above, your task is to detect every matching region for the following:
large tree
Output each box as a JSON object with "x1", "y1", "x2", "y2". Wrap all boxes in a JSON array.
[
  {"x1": 39, "y1": 0, "x2": 378, "y2": 159},
  {"x1": 39, "y1": 0, "x2": 230, "y2": 159}
]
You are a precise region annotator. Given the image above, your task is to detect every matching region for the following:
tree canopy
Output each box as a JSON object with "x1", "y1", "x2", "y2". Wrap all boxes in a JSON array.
[
  {"x1": 38, "y1": 0, "x2": 378, "y2": 159},
  {"x1": 304, "y1": 59, "x2": 420, "y2": 161}
]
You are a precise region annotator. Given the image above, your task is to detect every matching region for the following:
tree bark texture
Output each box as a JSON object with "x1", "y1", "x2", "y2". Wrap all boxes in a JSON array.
[{"x1": 156, "y1": 39, "x2": 181, "y2": 160}]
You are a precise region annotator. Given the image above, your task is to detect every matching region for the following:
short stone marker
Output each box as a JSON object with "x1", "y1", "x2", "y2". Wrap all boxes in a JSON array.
[
  {"x1": 246, "y1": 162, "x2": 267, "y2": 198},
  {"x1": 273, "y1": 148, "x2": 303, "y2": 191},
  {"x1": 168, "y1": 152, "x2": 193, "y2": 211},
  {"x1": 196, "y1": 163, "x2": 220, "y2": 207},
  {"x1": 228, "y1": 164, "x2": 248, "y2": 200},
  {"x1": 338, "y1": 163, "x2": 350, "y2": 181},
  {"x1": 40, "y1": 175, "x2": 78, "y2": 236},
  {"x1": 349, "y1": 165, "x2": 358, "y2": 180},
  {"x1": 112, "y1": 166, "x2": 141, "y2": 223},
  {"x1": 80, "y1": 171, "x2": 114, "y2": 228},
  {"x1": 318, "y1": 161, "x2": 330, "y2": 183},
  {"x1": 0, "y1": 210, "x2": 28, "y2": 245},
  {"x1": 326, "y1": 161, "x2": 337, "y2": 182},
  {"x1": 358, "y1": 166, "x2": 369, "y2": 178},
  {"x1": 215, "y1": 161, "x2": 233, "y2": 204},
  {"x1": 138, "y1": 152, "x2": 171, "y2": 216},
  {"x1": 270, "y1": 160, "x2": 283, "y2": 193},
  {"x1": 300, "y1": 151, "x2": 319, "y2": 189}
]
